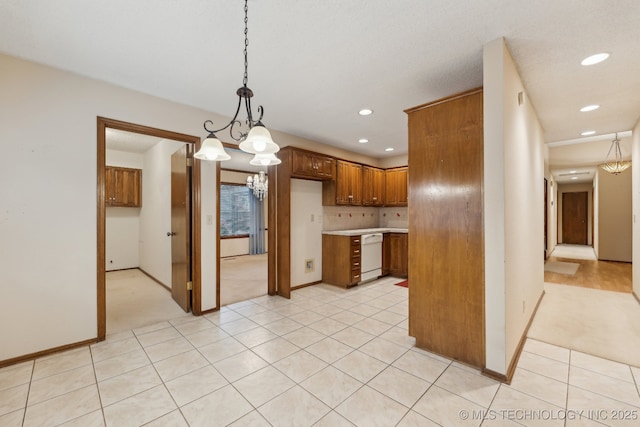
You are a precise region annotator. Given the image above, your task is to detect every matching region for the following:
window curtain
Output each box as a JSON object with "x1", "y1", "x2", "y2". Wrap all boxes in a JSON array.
[{"x1": 249, "y1": 194, "x2": 266, "y2": 254}]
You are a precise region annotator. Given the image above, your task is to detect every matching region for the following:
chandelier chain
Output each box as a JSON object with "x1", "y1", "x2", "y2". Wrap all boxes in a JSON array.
[{"x1": 243, "y1": 0, "x2": 249, "y2": 87}]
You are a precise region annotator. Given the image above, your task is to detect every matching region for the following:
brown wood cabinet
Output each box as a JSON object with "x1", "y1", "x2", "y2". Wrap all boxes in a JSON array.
[
  {"x1": 383, "y1": 233, "x2": 408, "y2": 277},
  {"x1": 322, "y1": 234, "x2": 361, "y2": 287},
  {"x1": 405, "y1": 88, "x2": 484, "y2": 368},
  {"x1": 384, "y1": 167, "x2": 408, "y2": 206},
  {"x1": 290, "y1": 148, "x2": 335, "y2": 180},
  {"x1": 106, "y1": 166, "x2": 142, "y2": 207},
  {"x1": 362, "y1": 166, "x2": 385, "y2": 206},
  {"x1": 323, "y1": 160, "x2": 362, "y2": 205}
]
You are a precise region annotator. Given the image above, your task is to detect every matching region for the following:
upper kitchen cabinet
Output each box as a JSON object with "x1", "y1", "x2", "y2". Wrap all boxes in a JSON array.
[
  {"x1": 106, "y1": 166, "x2": 142, "y2": 207},
  {"x1": 323, "y1": 160, "x2": 362, "y2": 205},
  {"x1": 290, "y1": 148, "x2": 335, "y2": 180},
  {"x1": 384, "y1": 166, "x2": 408, "y2": 206},
  {"x1": 362, "y1": 166, "x2": 385, "y2": 206}
]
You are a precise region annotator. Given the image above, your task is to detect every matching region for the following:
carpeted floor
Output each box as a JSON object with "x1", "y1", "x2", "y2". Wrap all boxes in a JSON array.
[
  {"x1": 106, "y1": 269, "x2": 191, "y2": 335},
  {"x1": 220, "y1": 253, "x2": 268, "y2": 306},
  {"x1": 528, "y1": 282, "x2": 640, "y2": 367}
]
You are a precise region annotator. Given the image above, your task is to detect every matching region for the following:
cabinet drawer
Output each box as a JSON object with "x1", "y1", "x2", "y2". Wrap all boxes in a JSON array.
[{"x1": 350, "y1": 271, "x2": 361, "y2": 283}]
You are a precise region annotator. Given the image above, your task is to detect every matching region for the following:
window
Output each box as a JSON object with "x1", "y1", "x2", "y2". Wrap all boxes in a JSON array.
[{"x1": 220, "y1": 184, "x2": 251, "y2": 237}]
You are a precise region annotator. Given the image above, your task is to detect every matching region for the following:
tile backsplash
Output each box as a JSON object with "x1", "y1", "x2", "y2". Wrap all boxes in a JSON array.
[
  {"x1": 322, "y1": 206, "x2": 408, "y2": 231},
  {"x1": 379, "y1": 207, "x2": 408, "y2": 228},
  {"x1": 322, "y1": 206, "x2": 379, "y2": 231}
]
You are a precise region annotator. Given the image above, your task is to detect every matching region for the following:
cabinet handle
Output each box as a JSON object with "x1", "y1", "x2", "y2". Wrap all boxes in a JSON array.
[
  {"x1": 353, "y1": 239, "x2": 360, "y2": 244},
  {"x1": 354, "y1": 262, "x2": 359, "y2": 266},
  {"x1": 348, "y1": 195, "x2": 353, "y2": 199},
  {"x1": 372, "y1": 197, "x2": 377, "y2": 201},
  {"x1": 353, "y1": 249, "x2": 360, "y2": 254},
  {"x1": 353, "y1": 275, "x2": 360, "y2": 279}
]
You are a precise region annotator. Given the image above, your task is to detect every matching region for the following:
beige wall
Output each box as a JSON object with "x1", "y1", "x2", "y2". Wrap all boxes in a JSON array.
[
  {"x1": 483, "y1": 38, "x2": 545, "y2": 375},
  {"x1": 597, "y1": 167, "x2": 632, "y2": 262},
  {"x1": 556, "y1": 183, "x2": 593, "y2": 246},
  {"x1": 0, "y1": 53, "x2": 330, "y2": 362}
]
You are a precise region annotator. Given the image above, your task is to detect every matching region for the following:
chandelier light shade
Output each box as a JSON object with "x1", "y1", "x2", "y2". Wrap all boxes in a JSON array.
[
  {"x1": 193, "y1": 0, "x2": 280, "y2": 163},
  {"x1": 250, "y1": 152, "x2": 282, "y2": 166},
  {"x1": 193, "y1": 133, "x2": 231, "y2": 161},
  {"x1": 239, "y1": 124, "x2": 279, "y2": 154},
  {"x1": 598, "y1": 133, "x2": 631, "y2": 175},
  {"x1": 247, "y1": 171, "x2": 268, "y2": 200}
]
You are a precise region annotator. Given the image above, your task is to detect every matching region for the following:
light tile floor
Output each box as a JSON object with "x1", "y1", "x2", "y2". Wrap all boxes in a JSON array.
[{"x1": 1, "y1": 277, "x2": 640, "y2": 426}]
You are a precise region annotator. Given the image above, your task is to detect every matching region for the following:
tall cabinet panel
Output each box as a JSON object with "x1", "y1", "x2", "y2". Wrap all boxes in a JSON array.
[{"x1": 405, "y1": 88, "x2": 484, "y2": 368}]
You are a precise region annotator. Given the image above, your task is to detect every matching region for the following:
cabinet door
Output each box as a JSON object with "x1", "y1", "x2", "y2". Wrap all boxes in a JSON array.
[
  {"x1": 291, "y1": 150, "x2": 316, "y2": 177},
  {"x1": 396, "y1": 167, "x2": 408, "y2": 205},
  {"x1": 105, "y1": 167, "x2": 117, "y2": 206},
  {"x1": 363, "y1": 166, "x2": 384, "y2": 206},
  {"x1": 314, "y1": 155, "x2": 335, "y2": 179},
  {"x1": 389, "y1": 233, "x2": 408, "y2": 277},
  {"x1": 348, "y1": 162, "x2": 363, "y2": 205},
  {"x1": 121, "y1": 168, "x2": 141, "y2": 206},
  {"x1": 335, "y1": 160, "x2": 353, "y2": 204},
  {"x1": 385, "y1": 167, "x2": 408, "y2": 206}
]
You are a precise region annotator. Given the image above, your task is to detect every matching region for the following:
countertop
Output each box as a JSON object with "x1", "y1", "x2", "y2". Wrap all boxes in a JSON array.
[{"x1": 322, "y1": 228, "x2": 408, "y2": 236}]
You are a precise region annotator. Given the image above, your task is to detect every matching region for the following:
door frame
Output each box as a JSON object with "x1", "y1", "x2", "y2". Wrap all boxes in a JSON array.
[{"x1": 97, "y1": 117, "x2": 202, "y2": 341}]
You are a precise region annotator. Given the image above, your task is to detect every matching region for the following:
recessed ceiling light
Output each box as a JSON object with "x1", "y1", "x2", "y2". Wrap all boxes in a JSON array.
[
  {"x1": 571, "y1": 176, "x2": 579, "y2": 180},
  {"x1": 580, "y1": 104, "x2": 600, "y2": 112},
  {"x1": 570, "y1": 170, "x2": 577, "y2": 174},
  {"x1": 384, "y1": 147, "x2": 394, "y2": 152},
  {"x1": 581, "y1": 53, "x2": 609, "y2": 66},
  {"x1": 358, "y1": 109, "x2": 373, "y2": 116},
  {"x1": 358, "y1": 138, "x2": 368, "y2": 144},
  {"x1": 581, "y1": 130, "x2": 596, "y2": 136}
]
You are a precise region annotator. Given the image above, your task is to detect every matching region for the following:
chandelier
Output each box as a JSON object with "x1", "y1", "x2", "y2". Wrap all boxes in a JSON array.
[
  {"x1": 247, "y1": 171, "x2": 268, "y2": 201},
  {"x1": 194, "y1": 0, "x2": 281, "y2": 166},
  {"x1": 598, "y1": 133, "x2": 631, "y2": 175}
]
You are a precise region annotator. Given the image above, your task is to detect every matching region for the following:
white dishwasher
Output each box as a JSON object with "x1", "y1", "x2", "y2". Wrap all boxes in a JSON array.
[{"x1": 360, "y1": 233, "x2": 383, "y2": 282}]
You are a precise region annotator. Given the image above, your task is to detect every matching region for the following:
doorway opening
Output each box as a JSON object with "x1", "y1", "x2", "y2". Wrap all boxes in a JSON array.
[
  {"x1": 97, "y1": 117, "x2": 202, "y2": 340},
  {"x1": 217, "y1": 146, "x2": 269, "y2": 306}
]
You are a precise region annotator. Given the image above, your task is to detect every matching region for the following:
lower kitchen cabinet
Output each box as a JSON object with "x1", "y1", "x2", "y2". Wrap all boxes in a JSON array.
[
  {"x1": 383, "y1": 233, "x2": 408, "y2": 277},
  {"x1": 322, "y1": 234, "x2": 361, "y2": 287}
]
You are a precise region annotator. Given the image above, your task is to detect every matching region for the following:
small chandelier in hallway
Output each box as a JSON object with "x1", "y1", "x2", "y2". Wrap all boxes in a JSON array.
[
  {"x1": 599, "y1": 133, "x2": 631, "y2": 175},
  {"x1": 247, "y1": 171, "x2": 267, "y2": 201}
]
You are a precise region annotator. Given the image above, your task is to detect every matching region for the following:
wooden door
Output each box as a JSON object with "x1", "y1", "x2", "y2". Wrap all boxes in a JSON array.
[
  {"x1": 171, "y1": 146, "x2": 191, "y2": 312},
  {"x1": 562, "y1": 191, "x2": 588, "y2": 245}
]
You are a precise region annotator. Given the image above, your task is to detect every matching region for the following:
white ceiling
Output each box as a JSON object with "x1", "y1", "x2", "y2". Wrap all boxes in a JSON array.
[{"x1": 1, "y1": 0, "x2": 639, "y2": 162}]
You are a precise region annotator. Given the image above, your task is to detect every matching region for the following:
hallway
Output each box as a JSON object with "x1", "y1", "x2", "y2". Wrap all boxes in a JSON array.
[{"x1": 544, "y1": 244, "x2": 632, "y2": 293}]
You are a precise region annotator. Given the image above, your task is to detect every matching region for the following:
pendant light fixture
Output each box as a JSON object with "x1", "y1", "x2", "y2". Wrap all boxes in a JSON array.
[
  {"x1": 194, "y1": 0, "x2": 280, "y2": 165},
  {"x1": 598, "y1": 133, "x2": 631, "y2": 175}
]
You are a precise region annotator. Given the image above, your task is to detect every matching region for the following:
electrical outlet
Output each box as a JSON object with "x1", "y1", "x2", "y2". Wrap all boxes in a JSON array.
[{"x1": 305, "y1": 259, "x2": 314, "y2": 273}]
